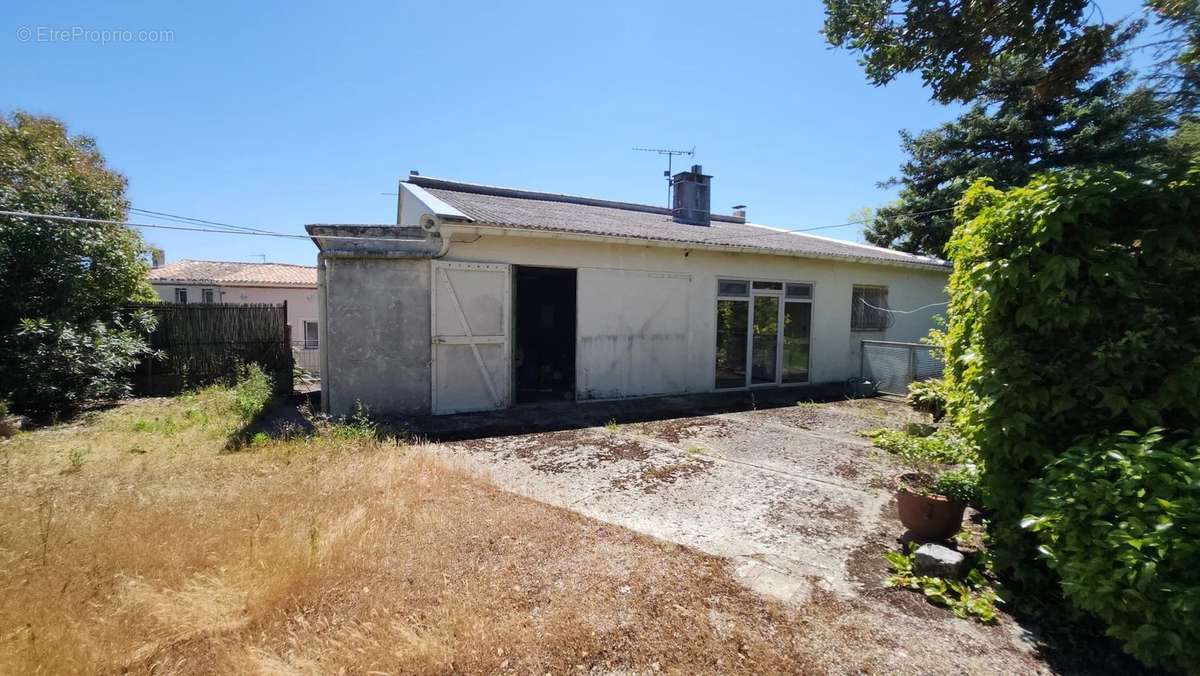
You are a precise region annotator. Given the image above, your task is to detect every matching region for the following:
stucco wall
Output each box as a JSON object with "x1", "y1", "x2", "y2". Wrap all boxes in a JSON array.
[
  {"x1": 150, "y1": 283, "x2": 318, "y2": 339},
  {"x1": 442, "y1": 232, "x2": 948, "y2": 396},
  {"x1": 321, "y1": 257, "x2": 431, "y2": 417}
]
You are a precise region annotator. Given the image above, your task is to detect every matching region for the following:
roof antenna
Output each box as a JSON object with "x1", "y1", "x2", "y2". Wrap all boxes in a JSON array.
[
  {"x1": 249, "y1": 254, "x2": 266, "y2": 263},
  {"x1": 633, "y1": 146, "x2": 695, "y2": 207}
]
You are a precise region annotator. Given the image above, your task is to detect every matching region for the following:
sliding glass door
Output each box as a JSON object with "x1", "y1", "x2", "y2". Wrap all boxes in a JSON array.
[{"x1": 715, "y1": 279, "x2": 812, "y2": 389}]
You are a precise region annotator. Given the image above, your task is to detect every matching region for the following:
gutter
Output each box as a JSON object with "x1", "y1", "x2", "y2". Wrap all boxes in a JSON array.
[{"x1": 440, "y1": 222, "x2": 950, "y2": 273}]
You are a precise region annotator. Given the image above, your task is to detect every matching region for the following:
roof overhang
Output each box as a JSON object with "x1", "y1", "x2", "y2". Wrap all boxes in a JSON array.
[
  {"x1": 401, "y1": 182, "x2": 473, "y2": 222},
  {"x1": 440, "y1": 222, "x2": 951, "y2": 273}
]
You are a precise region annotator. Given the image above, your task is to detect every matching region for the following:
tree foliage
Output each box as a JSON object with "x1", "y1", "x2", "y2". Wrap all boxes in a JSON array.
[
  {"x1": 823, "y1": 0, "x2": 1122, "y2": 105},
  {"x1": 942, "y1": 164, "x2": 1200, "y2": 603},
  {"x1": 0, "y1": 111, "x2": 155, "y2": 412},
  {"x1": 867, "y1": 66, "x2": 1173, "y2": 253},
  {"x1": 7, "y1": 314, "x2": 156, "y2": 414},
  {"x1": 1027, "y1": 429, "x2": 1200, "y2": 672},
  {"x1": 824, "y1": 0, "x2": 1199, "y2": 255}
]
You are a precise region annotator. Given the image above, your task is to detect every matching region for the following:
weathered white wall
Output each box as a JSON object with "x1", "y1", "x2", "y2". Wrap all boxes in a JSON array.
[
  {"x1": 151, "y1": 283, "x2": 318, "y2": 339},
  {"x1": 440, "y1": 231, "x2": 948, "y2": 398},
  {"x1": 576, "y1": 269, "x2": 692, "y2": 399}
]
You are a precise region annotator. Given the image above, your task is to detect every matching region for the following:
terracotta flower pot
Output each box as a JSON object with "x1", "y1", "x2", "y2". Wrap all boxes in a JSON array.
[{"x1": 896, "y1": 473, "x2": 966, "y2": 541}]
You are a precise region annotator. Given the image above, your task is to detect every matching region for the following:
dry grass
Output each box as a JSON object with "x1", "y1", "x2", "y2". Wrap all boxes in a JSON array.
[
  {"x1": 0, "y1": 390, "x2": 837, "y2": 674},
  {"x1": 0, "y1": 388, "x2": 1060, "y2": 674}
]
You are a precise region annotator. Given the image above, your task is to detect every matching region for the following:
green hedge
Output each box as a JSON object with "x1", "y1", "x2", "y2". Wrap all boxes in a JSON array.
[
  {"x1": 942, "y1": 165, "x2": 1200, "y2": 667},
  {"x1": 1026, "y1": 430, "x2": 1200, "y2": 671}
]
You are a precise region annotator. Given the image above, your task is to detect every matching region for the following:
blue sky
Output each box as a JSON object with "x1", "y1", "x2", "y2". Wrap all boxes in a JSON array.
[{"x1": 4, "y1": 0, "x2": 1149, "y2": 265}]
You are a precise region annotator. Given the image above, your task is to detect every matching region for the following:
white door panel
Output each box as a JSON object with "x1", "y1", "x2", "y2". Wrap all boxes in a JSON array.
[
  {"x1": 576, "y1": 269, "x2": 691, "y2": 399},
  {"x1": 431, "y1": 261, "x2": 511, "y2": 414}
]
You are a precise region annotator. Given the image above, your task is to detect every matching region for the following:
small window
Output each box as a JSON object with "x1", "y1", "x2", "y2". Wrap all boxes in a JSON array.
[
  {"x1": 717, "y1": 279, "x2": 750, "y2": 297},
  {"x1": 786, "y1": 283, "x2": 812, "y2": 300},
  {"x1": 303, "y1": 321, "x2": 319, "y2": 349},
  {"x1": 851, "y1": 286, "x2": 891, "y2": 331},
  {"x1": 174, "y1": 288, "x2": 188, "y2": 304},
  {"x1": 752, "y1": 280, "x2": 783, "y2": 291},
  {"x1": 201, "y1": 288, "x2": 215, "y2": 304}
]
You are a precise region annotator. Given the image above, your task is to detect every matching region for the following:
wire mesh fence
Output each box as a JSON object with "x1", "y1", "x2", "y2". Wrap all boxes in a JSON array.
[
  {"x1": 291, "y1": 342, "x2": 320, "y2": 377},
  {"x1": 126, "y1": 302, "x2": 293, "y2": 396},
  {"x1": 860, "y1": 340, "x2": 943, "y2": 396}
]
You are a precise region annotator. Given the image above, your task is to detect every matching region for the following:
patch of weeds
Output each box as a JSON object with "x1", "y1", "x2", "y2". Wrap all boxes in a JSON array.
[
  {"x1": 795, "y1": 401, "x2": 821, "y2": 411},
  {"x1": 865, "y1": 427, "x2": 979, "y2": 467},
  {"x1": 884, "y1": 544, "x2": 1001, "y2": 624},
  {"x1": 233, "y1": 364, "x2": 273, "y2": 422},
  {"x1": 131, "y1": 416, "x2": 179, "y2": 436},
  {"x1": 299, "y1": 400, "x2": 380, "y2": 443},
  {"x1": 250, "y1": 431, "x2": 271, "y2": 447},
  {"x1": 687, "y1": 445, "x2": 705, "y2": 456},
  {"x1": 64, "y1": 447, "x2": 87, "y2": 474},
  {"x1": 604, "y1": 419, "x2": 620, "y2": 435}
]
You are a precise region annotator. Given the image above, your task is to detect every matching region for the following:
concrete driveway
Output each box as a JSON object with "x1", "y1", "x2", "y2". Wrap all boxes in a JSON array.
[{"x1": 422, "y1": 391, "x2": 926, "y2": 602}]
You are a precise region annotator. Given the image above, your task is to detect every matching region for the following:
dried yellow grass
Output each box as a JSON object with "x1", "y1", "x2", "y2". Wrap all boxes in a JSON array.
[
  {"x1": 0, "y1": 393, "x2": 830, "y2": 674},
  {"x1": 0, "y1": 390, "x2": 1048, "y2": 674}
]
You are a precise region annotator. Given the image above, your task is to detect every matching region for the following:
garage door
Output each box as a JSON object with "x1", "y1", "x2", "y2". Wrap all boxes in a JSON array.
[
  {"x1": 431, "y1": 261, "x2": 511, "y2": 415},
  {"x1": 576, "y1": 269, "x2": 691, "y2": 399}
]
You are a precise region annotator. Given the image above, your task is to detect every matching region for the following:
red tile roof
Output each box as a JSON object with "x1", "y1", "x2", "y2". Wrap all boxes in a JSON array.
[{"x1": 148, "y1": 259, "x2": 316, "y2": 287}]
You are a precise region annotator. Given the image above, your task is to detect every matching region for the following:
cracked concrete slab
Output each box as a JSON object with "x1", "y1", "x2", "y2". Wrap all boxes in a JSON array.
[{"x1": 432, "y1": 396, "x2": 915, "y2": 602}]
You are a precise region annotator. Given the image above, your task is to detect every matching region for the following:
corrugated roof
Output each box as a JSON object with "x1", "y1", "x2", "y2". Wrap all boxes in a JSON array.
[
  {"x1": 407, "y1": 175, "x2": 948, "y2": 270},
  {"x1": 148, "y1": 259, "x2": 317, "y2": 287}
]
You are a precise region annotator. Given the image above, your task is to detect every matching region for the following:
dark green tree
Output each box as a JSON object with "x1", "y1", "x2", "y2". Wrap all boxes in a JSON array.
[
  {"x1": 824, "y1": 1, "x2": 1194, "y2": 255},
  {"x1": 0, "y1": 112, "x2": 156, "y2": 412},
  {"x1": 868, "y1": 66, "x2": 1173, "y2": 253}
]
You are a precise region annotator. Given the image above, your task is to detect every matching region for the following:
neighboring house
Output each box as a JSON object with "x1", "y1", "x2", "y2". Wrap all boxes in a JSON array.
[
  {"x1": 307, "y1": 167, "x2": 950, "y2": 417},
  {"x1": 147, "y1": 259, "x2": 320, "y2": 351}
]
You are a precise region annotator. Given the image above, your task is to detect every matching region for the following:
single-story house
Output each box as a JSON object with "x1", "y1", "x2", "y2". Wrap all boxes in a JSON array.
[
  {"x1": 148, "y1": 259, "x2": 321, "y2": 350},
  {"x1": 306, "y1": 167, "x2": 949, "y2": 417}
]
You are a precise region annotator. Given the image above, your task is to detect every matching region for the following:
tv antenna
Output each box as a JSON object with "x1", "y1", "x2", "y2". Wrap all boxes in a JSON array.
[
  {"x1": 633, "y1": 146, "x2": 695, "y2": 207},
  {"x1": 249, "y1": 254, "x2": 267, "y2": 263}
]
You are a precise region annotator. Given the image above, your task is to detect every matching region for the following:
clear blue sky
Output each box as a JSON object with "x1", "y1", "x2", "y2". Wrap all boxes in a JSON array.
[{"x1": 3, "y1": 0, "x2": 1149, "y2": 265}]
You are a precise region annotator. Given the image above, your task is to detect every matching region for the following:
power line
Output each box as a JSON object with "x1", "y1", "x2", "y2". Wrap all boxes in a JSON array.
[
  {"x1": 0, "y1": 205, "x2": 956, "y2": 252},
  {"x1": 0, "y1": 210, "x2": 401, "y2": 243},
  {"x1": 701, "y1": 205, "x2": 955, "y2": 243},
  {"x1": 130, "y1": 207, "x2": 282, "y2": 236}
]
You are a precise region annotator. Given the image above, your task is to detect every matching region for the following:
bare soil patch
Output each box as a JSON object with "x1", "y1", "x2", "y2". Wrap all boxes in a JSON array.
[{"x1": 637, "y1": 415, "x2": 733, "y2": 443}]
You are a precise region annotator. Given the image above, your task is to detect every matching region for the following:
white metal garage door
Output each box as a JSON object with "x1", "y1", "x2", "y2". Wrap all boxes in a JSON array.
[
  {"x1": 431, "y1": 261, "x2": 511, "y2": 415},
  {"x1": 576, "y1": 269, "x2": 691, "y2": 399}
]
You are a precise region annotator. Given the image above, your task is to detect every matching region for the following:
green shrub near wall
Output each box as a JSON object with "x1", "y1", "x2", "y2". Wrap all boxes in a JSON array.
[{"x1": 942, "y1": 165, "x2": 1200, "y2": 668}]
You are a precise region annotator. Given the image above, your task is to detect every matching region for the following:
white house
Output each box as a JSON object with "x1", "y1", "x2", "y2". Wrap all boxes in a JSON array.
[
  {"x1": 148, "y1": 259, "x2": 320, "y2": 350},
  {"x1": 307, "y1": 167, "x2": 949, "y2": 417}
]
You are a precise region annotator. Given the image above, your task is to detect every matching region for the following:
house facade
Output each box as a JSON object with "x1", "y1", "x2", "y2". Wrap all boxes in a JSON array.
[
  {"x1": 147, "y1": 259, "x2": 321, "y2": 351},
  {"x1": 307, "y1": 168, "x2": 950, "y2": 417}
]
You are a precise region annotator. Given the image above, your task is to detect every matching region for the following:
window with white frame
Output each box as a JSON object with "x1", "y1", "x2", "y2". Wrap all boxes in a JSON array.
[
  {"x1": 715, "y1": 279, "x2": 812, "y2": 389},
  {"x1": 303, "y1": 321, "x2": 319, "y2": 349},
  {"x1": 201, "y1": 288, "x2": 215, "y2": 304},
  {"x1": 851, "y1": 285, "x2": 891, "y2": 331},
  {"x1": 174, "y1": 288, "x2": 188, "y2": 304}
]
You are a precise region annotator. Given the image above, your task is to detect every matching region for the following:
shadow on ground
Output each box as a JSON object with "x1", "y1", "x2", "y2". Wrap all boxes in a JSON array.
[{"x1": 394, "y1": 383, "x2": 855, "y2": 443}]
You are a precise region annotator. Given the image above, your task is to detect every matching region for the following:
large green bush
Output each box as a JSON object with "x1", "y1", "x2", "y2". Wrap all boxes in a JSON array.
[
  {"x1": 0, "y1": 111, "x2": 156, "y2": 414},
  {"x1": 6, "y1": 312, "x2": 156, "y2": 414},
  {"x1": 942, "y1": 164, "x2": 1200, "y2": 666},
  {"x1": 1026, "y1": 430, "x2": 1200, "y2": 672}
]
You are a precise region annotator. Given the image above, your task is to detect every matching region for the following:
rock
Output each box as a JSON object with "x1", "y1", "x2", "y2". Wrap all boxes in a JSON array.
[{"x1": 913, "y1": 543, "x2": 966, "y2": 578}]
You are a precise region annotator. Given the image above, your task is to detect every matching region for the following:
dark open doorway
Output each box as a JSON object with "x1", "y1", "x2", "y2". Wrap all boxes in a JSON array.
[{"x1": 514, "y1": 266, "x2": 577, "y2": 404}]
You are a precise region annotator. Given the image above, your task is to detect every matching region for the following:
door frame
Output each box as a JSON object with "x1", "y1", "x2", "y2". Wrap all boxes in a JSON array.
[
  {"x1": 430, "y1": 260, "x2": 512, "y2": 415},
  {"x1": 510, "y1": 264, "x2": 579, "y2": 405},
  {"x1": 714, "y1": 276, "x2": 815, "y2": 391}
]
